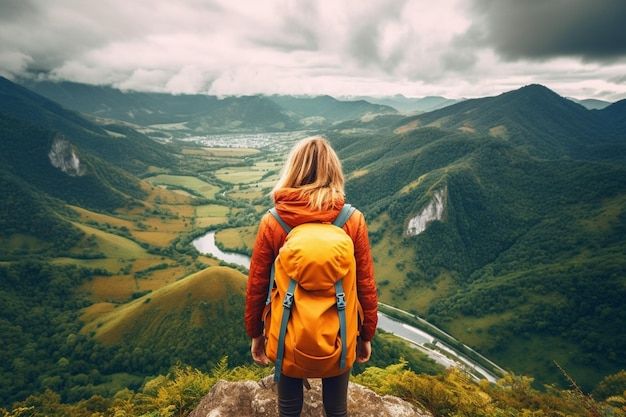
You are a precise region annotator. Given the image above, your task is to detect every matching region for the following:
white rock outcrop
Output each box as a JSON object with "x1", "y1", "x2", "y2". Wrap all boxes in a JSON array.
[
  {"x1": 48, "y1": 135, "x2": 86, "y2": 177},
  {"x1": 406, "y1": 187, "x2": 447, "y2": 236}
]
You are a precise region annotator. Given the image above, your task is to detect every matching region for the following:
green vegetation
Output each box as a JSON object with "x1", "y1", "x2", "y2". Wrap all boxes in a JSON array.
[
  {"x1": 335, "y1": 121, "x2": 626, "y2": 390},
  {"x1": 3, "y1": 360, "x2": 626, "y2": 417},
  {"x1": 1, "y1": 77, "x2": 626, "y2": 414}
]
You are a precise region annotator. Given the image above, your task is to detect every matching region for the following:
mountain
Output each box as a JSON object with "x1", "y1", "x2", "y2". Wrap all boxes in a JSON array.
[
  {"x1": 0, "y1": 77, "x2": 178, "y2": 174},
  {"x1": 599, "y1": 98, "x2": 626, "y2": 132},
  {"x1": 383, "y1": 84, "x2": 625, "y2": 162},
  {"x1": 572, "y1": 97, "x2": 613, "y2": 110},
  {"x1": 0, "y1": 77, "x2": 185, "y2": 214},
  {"x1": 20, "y1": 79, "x2": 302, "y2": 130},
  {"x1": 266, "y1": 94, "x2": 398, "y2": 123},
  {"x1": 18, "y1": 80, "x2": 398, "y2": 134},
  {"x1": 328, "y1": 84, "x2": 626, "y2": 389},
  {"x1": 0, "y1": 113, "x2": 148, "y2": 208},
  {"x1": 0, "y1": 76, "x2": 186, "y2": 261},
  {"x1": 342, "y1": 94, "x2": 461, "y2": 113}
]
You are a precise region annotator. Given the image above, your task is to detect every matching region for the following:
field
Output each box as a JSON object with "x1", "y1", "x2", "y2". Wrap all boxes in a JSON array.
[
  {"x1": 72, "y1": 133, "x2": 301, "y2": 309},
  {"x1": 214, "y1": 161, "x2": 281, "y2": 184},
  {"x1": 144, "y1": 174, "x2": 220, "y2": 199}
]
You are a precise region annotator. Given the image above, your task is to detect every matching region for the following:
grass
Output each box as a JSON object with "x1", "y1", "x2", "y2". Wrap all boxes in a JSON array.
[
  {"x1": 201, "y1": 147, "x2": 260, "y2": 157},
  {"x1": 195, "y1": 204, "x2": 230, "y2": 217},
  {"x1": 195, "y1": 217, "x2": 229, "y2": 228},
  {"x1": 72, "y1": 222, "x2": 151, "y2": 259},
  {"x1": 53, "y1": 257, "x2": 125, "y2": 271},
  {"x1": 144, "y1": 174, "x2": 220, "y2": 199},
  {"x1": 215, "y1": 226, "x2": 257, "y2": 252},
  {"x1": 81, "y1": 266, "x2": 247, "y2": 345},
  {"x1": 214, "y1": 166, "x2": 270, "y2": 184},
  {"x1": 0, "y1": 234, "x2": 51, "y2": 255},
  {"x1": 72, "y1": 203, "x2": 194, "y2": 248},
  {"x1": 83, "y1": 262, "x2": 190, "y2": 303},
  {"x1": 579, "y1": 193, "x2": 626, "y2": 232},
  {"x1": 72, "y1": 205, "x2": 135, "y2": 228},
  {"x1": 367, "y1": 211, "x2": 461, "y2": 318}
]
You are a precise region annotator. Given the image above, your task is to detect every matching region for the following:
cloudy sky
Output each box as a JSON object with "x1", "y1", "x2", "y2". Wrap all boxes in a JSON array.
[{"x1": 1, "y1": 0, "x2": 626, "y2": 102}]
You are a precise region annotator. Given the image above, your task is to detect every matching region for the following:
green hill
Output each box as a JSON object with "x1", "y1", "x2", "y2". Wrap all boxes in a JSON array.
[
  {"x1": 600, "y1": 98, "x2": 626, "y2": 131},
  {"x1": 82, "y1": 266, "x2": 251, "y2": 369},
  {"x1": 0, "y1": 77, "x2": 187, "y2": 256},
  {"x1": 0, "y1": 110, "x2": 149, "y2": 258}
]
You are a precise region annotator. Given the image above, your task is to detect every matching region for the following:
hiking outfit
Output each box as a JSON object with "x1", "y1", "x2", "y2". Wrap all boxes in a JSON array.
[{"x1": 245, "y1": 188, "x2": 378, "y2": 417}]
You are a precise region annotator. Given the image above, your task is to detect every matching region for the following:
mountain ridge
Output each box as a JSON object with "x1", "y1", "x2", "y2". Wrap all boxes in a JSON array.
[
  {"x1": 17, "y1": 79, "x2": 398, "y2": 133},
  {"x1": 387, "y1": 84, "x2": 625, "y2": 161}
]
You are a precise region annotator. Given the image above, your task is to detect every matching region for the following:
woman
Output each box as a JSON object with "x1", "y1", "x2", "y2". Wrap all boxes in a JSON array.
[{"x1": 244, "y1": 135, "x2": 378, "y2": 417}]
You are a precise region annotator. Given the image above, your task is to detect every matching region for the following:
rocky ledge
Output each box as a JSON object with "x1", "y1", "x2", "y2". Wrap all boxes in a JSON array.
[{"x1": 189, "y1": 374, "x2": 429, "y2": 417}]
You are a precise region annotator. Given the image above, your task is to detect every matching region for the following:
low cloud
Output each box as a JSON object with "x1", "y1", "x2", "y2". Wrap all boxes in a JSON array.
[{"x1": 0, "y1": 0, "x2": 625, "y2": 101}]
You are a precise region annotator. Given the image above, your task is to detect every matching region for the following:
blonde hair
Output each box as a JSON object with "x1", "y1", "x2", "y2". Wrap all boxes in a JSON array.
[{"x1": 272, "y1": 136, "x2": 345, "y2": 210}]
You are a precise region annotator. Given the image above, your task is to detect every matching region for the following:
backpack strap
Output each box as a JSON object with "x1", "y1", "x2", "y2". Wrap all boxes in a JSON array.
[
  {"x1": 270, "y1": 203, "x2": 355, "y2": 231},
  {"x1": 332, "y1": 204, "x2": 354, "y2": 371},
  {"x1": 333, "y1": 203, "x2": 356, "y2": 228},
  {"x1": 269, "y1": 207, "x2": 291, "y2": 233},
  {"x1": 335, "y1": 279, "x2": 348, "y2": 371},
  {"x1": 265, "y1": 208, "x2": 290, "y2": 306},
  {"x1": 274, "y1": 278, "x2": 297, "y2": 382}
]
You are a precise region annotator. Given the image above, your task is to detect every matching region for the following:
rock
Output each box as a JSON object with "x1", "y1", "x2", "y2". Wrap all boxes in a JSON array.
[{"x1": 189, "y1": 375, "x2": 428, "y2": 417}]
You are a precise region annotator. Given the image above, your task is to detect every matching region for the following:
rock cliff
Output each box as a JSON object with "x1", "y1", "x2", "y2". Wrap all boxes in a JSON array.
[
  {"x1": 406, "y1": 187, "x2": 447, "y2": 236},
  {"x1": 48, "y1": 135, "x2": 85, "y2": 176},
  {"x1": 189, "y1": 375, "x2": 429, "y2": 417}
]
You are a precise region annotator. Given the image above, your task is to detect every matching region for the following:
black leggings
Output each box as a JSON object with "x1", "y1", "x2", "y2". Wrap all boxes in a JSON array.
[{"x1": 278, "y1": 370, "x2": 351, "y2": 417}]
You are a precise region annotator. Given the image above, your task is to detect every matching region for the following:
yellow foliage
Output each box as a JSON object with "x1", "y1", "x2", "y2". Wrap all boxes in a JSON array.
[
  {"x1": 151, "y1": 365, "x2": 214, "y2": 416},
  {"x1": 5, "y1": 361, "x2": 622, "y2": 417},
  {"x1": 605, "y1": 393, "x2": 626, "y2": 416},
  {"x1": 352, "y1": 360, "x2": 495, "y2": 416}
]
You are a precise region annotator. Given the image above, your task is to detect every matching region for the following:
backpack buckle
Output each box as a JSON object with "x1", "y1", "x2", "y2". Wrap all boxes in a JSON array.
[
  {"x1": 283, "y1": 292, "x2": 294, "y2": 309},
  {"x1": 336, "y1": 292, "x2": 346, "y2": 310}
]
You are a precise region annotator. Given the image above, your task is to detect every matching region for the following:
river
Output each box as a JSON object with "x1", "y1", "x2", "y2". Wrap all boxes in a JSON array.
[
  {"x1": 193, "y1": 231, "x2": 251, "y2": 269},
  {"x1": 193, "y1": 230, "x2": 500, "y2": 382}
]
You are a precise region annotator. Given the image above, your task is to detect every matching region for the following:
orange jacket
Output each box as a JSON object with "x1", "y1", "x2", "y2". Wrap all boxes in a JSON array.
[{"x1": 245, "y1": 188, "x2": 378, "y2": 341}]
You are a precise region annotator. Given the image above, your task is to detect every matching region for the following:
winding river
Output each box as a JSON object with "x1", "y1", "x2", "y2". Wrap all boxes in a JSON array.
[{"x1": 193, "y1": 231, "x2": 251, "y2": 269}]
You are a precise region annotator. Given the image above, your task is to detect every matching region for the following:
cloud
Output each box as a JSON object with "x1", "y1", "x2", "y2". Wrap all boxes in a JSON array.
[
  {"x1": 0, "y1": 0, "x2": 625, "y2": 101},
  {"x1": 467, "y1": 0, "x2": 626, "y2": 61}
]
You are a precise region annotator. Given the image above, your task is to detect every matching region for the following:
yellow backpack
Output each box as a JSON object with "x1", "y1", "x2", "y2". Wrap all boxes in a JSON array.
[{"x1": 263, "y1": 204, "x2": 362, "y2": 382}]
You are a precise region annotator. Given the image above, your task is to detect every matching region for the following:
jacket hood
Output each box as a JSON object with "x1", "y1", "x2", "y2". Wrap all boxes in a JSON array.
[{"x1": 273, "y1": 188, "x2": 345, "y2": 228}]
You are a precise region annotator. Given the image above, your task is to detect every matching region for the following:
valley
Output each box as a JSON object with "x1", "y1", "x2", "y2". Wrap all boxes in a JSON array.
[{"x1": 1, "y1": 77, "x2": 626, "y2": 412}]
